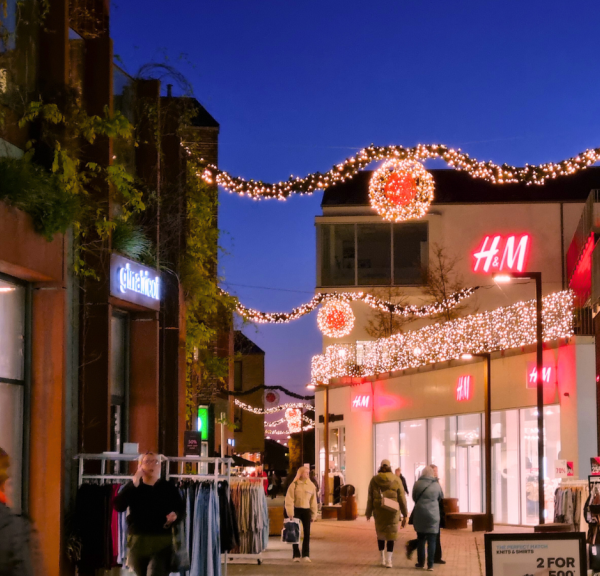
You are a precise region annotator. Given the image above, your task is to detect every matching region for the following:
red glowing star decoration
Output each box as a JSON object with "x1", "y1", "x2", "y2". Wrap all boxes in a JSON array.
[
  {"x1": 384, "y1": 171, "x2": 418, "y2": 206},
  {"x1": 317, "y1": 300, "x2": 355, "y2": 338},
  {"x1": 285, "y1": 408, "x2": 302, "y2": 433}
]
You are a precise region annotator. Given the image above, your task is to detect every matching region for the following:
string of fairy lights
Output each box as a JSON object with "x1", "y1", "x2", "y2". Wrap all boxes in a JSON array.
[
  {"x1": 266, "y1": 414, "x2": 314, "y2": 427},
  {"x1": 234, "y1": 399, "x2": 314, "y2": 415},
  {"x1": 197, "y1": 143, "x2": 600, "y2": 199},
  {"x1": 311, "y1": 290, "x2": 574, "y2": 385}
]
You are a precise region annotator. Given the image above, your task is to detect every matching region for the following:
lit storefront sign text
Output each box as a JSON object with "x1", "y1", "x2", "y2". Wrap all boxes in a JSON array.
[
  {"x1": 526, "y1": 363, "x2": 555, "y2": 389},
  {"x1": 456, "y1": 375, "x2": 472, "y2": 401},
  {"x1": 472, "y1": 234, "x2": 530, "y2": 273},
  {"x1": 351, "y1": 393, "x2": 372, "y2": 411},
  {"x1": 110, "y1": 254, "x2": 161, "y2": 311}
]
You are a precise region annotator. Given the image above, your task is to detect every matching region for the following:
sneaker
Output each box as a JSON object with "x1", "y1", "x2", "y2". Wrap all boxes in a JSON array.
[
  {"x1": 293, "y1": 558, "x2": 300, "y2": 562},
  {"x1": 434, "y1": 560, "x2": 446, "y2": 564},
  {"x1": 415, "y1": 564, "x2": 424, "y2": 569},
  {"x1": 405, "y1": 542, "x2": 414, "y2": 560},
  {"x1": 302, "y1": 557, "x2": 312, "y2": 563},
  {"x1": 427, "y1": 568, "x2": 434, "y2": 572}
]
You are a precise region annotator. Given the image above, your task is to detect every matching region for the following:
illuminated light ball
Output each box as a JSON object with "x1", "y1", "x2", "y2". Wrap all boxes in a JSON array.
[
  {"x1": 317, "y1": 300, "x2": 355, "y2": 338},
  {"x1": 285, "y1": 408, "x2": 302, "y2": 434},
  {"x1": 369, "y1": 160, "x2": 435, "y2": 222},
  {"x1": 384, "y1": 171, "x2": 417, "y2": 206}
]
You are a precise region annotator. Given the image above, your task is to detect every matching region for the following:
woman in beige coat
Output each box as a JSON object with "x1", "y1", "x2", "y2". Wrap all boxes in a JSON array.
[
  {"x1": 366, "y1": 459, "x2": 408, "y2": 568},
  {"x1": 285, "y1": 467, "x2": 318, "y2": 562}
]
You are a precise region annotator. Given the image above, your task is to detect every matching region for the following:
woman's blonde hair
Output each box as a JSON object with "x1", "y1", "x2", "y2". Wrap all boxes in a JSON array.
[
  {"x1": 420, "y1": 465, "x2": 435, "y2": 479},
  {"x1": 294, "y1": 466, "x2": 309, "y2": 481},
  {"x1": 0, "y1": 447, "x2": 9, "y2": 489}
]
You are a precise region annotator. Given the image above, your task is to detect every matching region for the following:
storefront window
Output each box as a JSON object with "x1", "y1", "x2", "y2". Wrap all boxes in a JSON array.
[
  {"x1": 357, "y1": 224, "x2": 391, "y2": 286},
  {"x1": 393, "y1": 223, "x2": 428, "y2": 285},
  {"x1": 400, "y1": 419, "x2": 427, "y2": 501},
  {"x1": 0, "y1": 276, "x2": 26, "y2": 512},
  {"x1": 428, "y1": 417, "x2": 457, "y2": 498},
  {"x1": 375, "y1": 422, "x2": 400, "y2": 472},
  {"x1": 110, "y1": 313, "x2": 129, "y2": 458},
  {"x1": 320, "y1": 224, "x2": 355, "y2": 286},
  {"x1": 457, "y1": 414, "x2": 482, "y2": 513},
  {"x1": 491, "y1": 410, "x2": 520, "y2": 524}
]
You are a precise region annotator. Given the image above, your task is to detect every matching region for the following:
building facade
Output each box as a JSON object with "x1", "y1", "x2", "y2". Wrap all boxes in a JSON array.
[{"x1": 313, "y1": 169, "x2": 600, "y2": 525}]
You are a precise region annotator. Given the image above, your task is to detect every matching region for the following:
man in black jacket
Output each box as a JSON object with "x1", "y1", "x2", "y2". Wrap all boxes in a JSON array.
[
  {"x1": 0, "y1": 447, "x2": 35, "y2": 576},
  {"x1": 394, "y1": 468, "x2": 409, "y2": 497}
]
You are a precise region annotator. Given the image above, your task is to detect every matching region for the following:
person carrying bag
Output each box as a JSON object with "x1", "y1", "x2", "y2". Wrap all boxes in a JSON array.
[{"x1": 284, "y1": 467, "x2": 318, "y2": 563}]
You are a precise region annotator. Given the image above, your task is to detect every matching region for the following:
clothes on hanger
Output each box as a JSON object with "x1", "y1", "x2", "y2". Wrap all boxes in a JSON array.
[{"x1": 229, "y1": 480, "x2": 269, "y2": 555}]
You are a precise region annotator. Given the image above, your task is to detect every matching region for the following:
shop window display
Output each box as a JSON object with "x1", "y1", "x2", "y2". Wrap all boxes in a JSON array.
[
  {"x1": 399, "y1": 419, "x2": 427, "y2": 506},
  {"x1": 375, "y1": 421, "x2": 400, "y2": 471},
  {"x1": 491, "y1": 410, "x2": 520, "y2": 524},
  {"x1": 428, "y1": 417, "x2": 457, "y2": 500}
]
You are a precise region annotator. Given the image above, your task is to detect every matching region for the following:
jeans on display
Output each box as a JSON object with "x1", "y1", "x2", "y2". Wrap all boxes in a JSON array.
[
  {"x1": 292, "y1": 507, "x2": 312, "y2": 559},
  {"x1": 127, "y1": 535, "x2": 172, "y2": 576},
  {"x1": 417, "y1": 532, "x2": 437, "y2": 569},
  {"x1": 190, "y1": 484, "x2": 221, "y2": 576}
]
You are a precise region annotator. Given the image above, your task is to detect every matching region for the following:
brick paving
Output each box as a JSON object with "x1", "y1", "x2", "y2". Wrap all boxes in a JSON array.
[{"x1": 226, "y1": 518, "x2": 533, "y2": 576}]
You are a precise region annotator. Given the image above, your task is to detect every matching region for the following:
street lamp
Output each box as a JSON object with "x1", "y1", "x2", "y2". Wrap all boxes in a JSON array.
[
  {"x1": 493, "y1": 271, "x2": 545, "y2": 526},
  {"x1": 460, "y1": 352, "x2": 493, "y2": 532}
]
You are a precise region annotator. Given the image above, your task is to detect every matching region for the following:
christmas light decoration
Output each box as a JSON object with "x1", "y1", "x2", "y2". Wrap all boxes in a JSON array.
[
  {"x1": 234, "y1": 399, "x2": 313, "y2": 415},
  {"x1": 317, "y1": 300, "x2": 355, "y2": 338},
  {"x1": 196, "y1": 144, "x2": 600, "y2": 203},
  {"x1": 266, "y1": 414, "x2": 315, "y2": 427},
  {"x1": 235, "y1": 287, "x2": 477, "y2": 324},
  {"x1": 285, "y1": 408, "x2": 302, "y2": 433},
  {"x1": 369, "y1": 160, "x2": 434, "y2": 221},
  {"x1": 264, "y1": 424, "x2": 314, "y2": 436},
  {"x1": 311, "y1": 290, "x2": 574, "y2": 385}
]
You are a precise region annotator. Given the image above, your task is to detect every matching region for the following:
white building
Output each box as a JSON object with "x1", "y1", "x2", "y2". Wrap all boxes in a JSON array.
[{"x1": 313, "y1": 168, "x2": 600, "y2": 526}]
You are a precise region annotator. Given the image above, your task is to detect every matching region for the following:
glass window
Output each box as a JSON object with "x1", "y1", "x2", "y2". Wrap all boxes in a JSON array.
[
  {"x1": 0, "y1": 382, "x2": 23, "y2": 512},
  {"x1": 320, "y1": 224, "x2": 355, "y2": 286},
  {"x1": 357, "y1": 224, "x2": 391, "y2": 286},
  {"x1": 0, "y1": 278, "x2": 25, "y2": 381},
  {"x1": 457, "y1": 413, "x2": 482, "y2": 512},
  {"x1": 110, "y1": 314, "x2": 128, "y2": 455},
  {"x1": 375, "y1": 421, "x2": 400, "y2": 472},
  {"x1": 491, "y1": 410, "x2": 520, "y2": 524},
  {"x1": 428, "y1": 417, "x2": 457, "y2": 498},
  {"x1": 400, "y1": 419, "x2": 427, "y2": 504},
  {"x1": 234, "y1": 361, "x2": 243, "y2": 391},
  {"x1": 393, "y1": 223, "x2": 428, "y2": 285}
]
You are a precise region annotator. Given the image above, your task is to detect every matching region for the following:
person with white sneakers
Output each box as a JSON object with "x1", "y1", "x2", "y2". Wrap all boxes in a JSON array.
[
  {"x1": 285, "y1": 466, "x2": 318, "y2": 563},
  {"x1": 366, "y1": 459, "x2": 408, "y2": 568}
]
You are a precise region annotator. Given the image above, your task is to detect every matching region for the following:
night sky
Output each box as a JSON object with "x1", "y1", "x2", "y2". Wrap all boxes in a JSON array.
[{"x1": 111, "y1": 0, "x2": 600, "y2": 398}]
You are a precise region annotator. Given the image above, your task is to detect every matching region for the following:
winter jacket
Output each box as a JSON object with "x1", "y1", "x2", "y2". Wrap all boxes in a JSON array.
[
  {"x1": 365, "y1": 472, "x2": 408, "y2": 541},
  {"x1": 0, "y1": 502, "x2": 35, "y2": 576},
  {"x1": 412, "y1": 476, "x2": 444, "y2": 534},
  {"x1": 285, "y1": 478, "x2": 318, "y2": 521}
]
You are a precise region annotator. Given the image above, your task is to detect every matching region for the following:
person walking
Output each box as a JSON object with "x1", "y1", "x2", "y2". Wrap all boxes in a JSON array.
[
  {"x1": 431, "y1": 465, "x2": 446, "y2": 565},
  {"x1": 395, "y1": 467, "x2": 409, "y2": 497},
  {"x1": 411, "y1": 466, "x2": 444, "y2": 571},
  {"x1": 285, "y1": 466, "x2": 318, "y2": 563},
  {"x1": 114, "y1": 452, "x2": 184, "y2": 576},
  {"x1": 365, "y1": 459, "x2": 408, "y2": 569},
  {"x1": 0, "y1": 447, "x2": 35, "y2": 576}
]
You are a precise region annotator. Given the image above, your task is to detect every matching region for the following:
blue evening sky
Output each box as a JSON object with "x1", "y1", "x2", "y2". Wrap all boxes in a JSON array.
[{"x1": 111, "y1": 0, "x2": 600, "y2": 398}]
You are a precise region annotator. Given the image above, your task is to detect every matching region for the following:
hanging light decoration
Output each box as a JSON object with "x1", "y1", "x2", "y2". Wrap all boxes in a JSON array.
[
  {"x1": 369, "y1": 160, "x2": 435, "y2": 222},
  {"x1": 285, "y1": 408, "x2": 303, "y2": 434},
  {"x1": 317, "y1": 300, "x2": 355, "y2": 338}
]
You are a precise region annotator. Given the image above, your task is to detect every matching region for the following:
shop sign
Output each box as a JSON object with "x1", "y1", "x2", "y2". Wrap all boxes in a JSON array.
[
  {"x1": 591, "y1": 457, "x2": 600, "y2": 476},
  {"x1": 554, "y1": 460, "x2": 574, "y2": 479},
  {"x1": 485, "y1": 532, "x2": 586, "y2": 576},
  {"x1": 351, "y1": 393, "x2": 372, "y2": 411},
  {"x1": 456, "y1": 375, "x2": 472, "y2": 402},
  {"x1": 184, "y1": 431, "x2": 202, "y2": 456},
  {"x1": 472, "y1": 234, "x2": 530, "y2": 273},
  {"x1": 526, "y1": 363, "x2": 555, "y2": 389},
  {"x1": 197, "y1": 406, "x2": 209, "y2": 441},
  {"x1": 110, "y1": 254, "x2": 161, "y2": 311}
]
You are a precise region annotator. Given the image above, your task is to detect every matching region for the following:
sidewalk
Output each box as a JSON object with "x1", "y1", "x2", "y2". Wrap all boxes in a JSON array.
[{"x1": 227, "y1": 517, "x2": 533, "y2": 576}]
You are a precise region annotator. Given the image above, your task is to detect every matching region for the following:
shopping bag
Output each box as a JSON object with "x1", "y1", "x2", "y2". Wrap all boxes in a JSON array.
[
  {"x1": 281, "y1": 518, "x2": 301, "y2": 544},
  {"x1": 170, "y1": 521, "x2": 191, "y2": 572}
]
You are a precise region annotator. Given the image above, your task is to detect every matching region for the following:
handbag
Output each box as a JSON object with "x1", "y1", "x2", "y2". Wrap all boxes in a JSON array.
[
  {"x1": 408, "y1": 484, "x2": 432, "y2": 526},
  {"x1": 170, "y1": 521, "x2": 190, "y2": 572},
  {"x1": 281, "y1": 518, "x2": 301, "y2": 544},
  {"x1": 379, "y1": 487, "x2": 400, "y2": 512}
]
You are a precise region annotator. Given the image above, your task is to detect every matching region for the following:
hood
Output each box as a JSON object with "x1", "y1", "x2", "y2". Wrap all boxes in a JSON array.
[
  {"x1": 373, "y1": 472, "x2": 397, "y2": 490},
  {"x1": 414, "y1": 476, "x2": 438, "y2": 495}
]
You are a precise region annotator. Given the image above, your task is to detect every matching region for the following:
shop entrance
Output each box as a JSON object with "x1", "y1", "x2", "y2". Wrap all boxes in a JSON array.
[{"x1": 457, "y1": 444, "x2": 482, "y2": 513}]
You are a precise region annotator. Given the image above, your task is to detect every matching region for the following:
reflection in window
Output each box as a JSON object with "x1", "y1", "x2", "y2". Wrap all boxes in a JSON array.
[
  {"x1": 357, "y1": 224, "x2": 391, "y2": 285},
  {"x1": 428, "y1": 417, "x2": 457, "y2": 499},
  {"x1": 320, "y1": 224, "x2": 355, "y2": 286},
  {"x1": 0, "y1": 278, "x2": 25, "y2": 380},
  {"x1": 394, "y1": 223, "x2": 428, "y2": 285},
  {"x1": 400, "y1": 419, "x2": 427, "y2": 508},
  {"x1": 375, "y1": 421, "x2": 400, "y2": 472}
]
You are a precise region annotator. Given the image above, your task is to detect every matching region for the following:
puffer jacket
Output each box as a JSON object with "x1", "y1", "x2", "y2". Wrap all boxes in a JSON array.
[
  {"x1": 0, "y1": 502, "x2": 35, "y2": 576},
  {"x1": 365, "y1": 472, "x2": 408, "y2": 541},
  {"x1": 412, "y1": 476, "x2": 444, "y2": 534},
  {"x1": 285, "y1": 478, "x2": 318, "y2": 520}
]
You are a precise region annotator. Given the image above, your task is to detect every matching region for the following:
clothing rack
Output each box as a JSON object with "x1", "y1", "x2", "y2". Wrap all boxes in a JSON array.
[{"x1": 75, "y1": 453, "x2": 159, "y2": 486}]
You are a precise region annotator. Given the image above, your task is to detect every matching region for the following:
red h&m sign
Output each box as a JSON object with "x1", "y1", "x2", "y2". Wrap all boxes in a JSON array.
[
  {"x1": 472, "y1": 234, "x2": 531, "y2": 273},
  {"x1": 351, "y1": 393, "x2": 372, "y2": 411},
  {"x1": 456, "y1": 376, "x2": 472, "y2": 402},
  {"x1": 526, "y1": 363, "x2": 555, "y2": 389}
]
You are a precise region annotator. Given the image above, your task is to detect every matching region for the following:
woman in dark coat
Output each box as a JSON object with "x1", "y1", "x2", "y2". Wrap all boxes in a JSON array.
[
  {"x1": 365, "y1": 459, "x2": 408, "y2": 568},
  {"x1": 412, "y1": 466, "x2": 444, "y2": 571}
]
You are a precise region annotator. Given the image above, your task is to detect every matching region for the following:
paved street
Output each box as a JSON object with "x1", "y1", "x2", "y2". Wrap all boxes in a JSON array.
[{"x1": 227, "y1": 518, "x2": 532, "y2": 576}]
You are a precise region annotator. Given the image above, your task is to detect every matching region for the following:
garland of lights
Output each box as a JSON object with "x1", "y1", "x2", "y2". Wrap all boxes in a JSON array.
[
  {"x1": 265, "y1": 424, "x2": 315, "y2": 436},
  {"x1": 234, "y1": 398, "x2": 314, "y2": 415},
  {"x1": 225, "y1": 384, "x2": 315, "y2": 401},
  {"x1": 266, "y1": 414, "x2": 315, "y2": 427},
  {"x1": 311, "y1": 290, "x2": 574, "y2": 385},
  {"x1": 198, "y1": 144, "x2": 600, "y2": 202},
  {"x1": 285, "y1": 408, "x2": 303, "y2": 433},
  {"x1": 317, "y1": 300, "x2": 355, "y2": 338},
  {"x1": 235, "y1": 287, "x2": 477, "y2": 324},
  {"x1": 369, "y1": 160, "x2": 435, "y2": 221}
]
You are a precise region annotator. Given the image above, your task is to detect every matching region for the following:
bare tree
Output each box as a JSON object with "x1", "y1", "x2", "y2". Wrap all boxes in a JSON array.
[{"x1": 365, "y1": 287, "x2": 417, "y2": 338}]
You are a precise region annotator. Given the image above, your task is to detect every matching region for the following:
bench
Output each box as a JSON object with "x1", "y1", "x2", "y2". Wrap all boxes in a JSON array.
[
  {"x1": 446, "y1": 512, "x2": 492, "y2": 532},
  {"x1": 321, "y1": 504, "x2": 341, "y2": 520},
  {"x1": 534, "y1": 523, "x2": 574, "y2": 533}
]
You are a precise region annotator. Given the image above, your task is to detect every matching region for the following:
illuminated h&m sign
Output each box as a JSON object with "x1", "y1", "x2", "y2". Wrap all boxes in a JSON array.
[
  {"x1": 456, "y1": 376, "x2": 472, "y2": 402},
  {"x1": 351, "y1": 393, "x2": 372, "y2": 412},
  {"x1": 526, "y1": 363, "x2": 555, "y2": 389},
  {"x1": 472, "y1": 234, "x2": 530, "y2": 273},
  {"x1": 110, "y1": 254, "x2": 161, "y2": 311}
]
